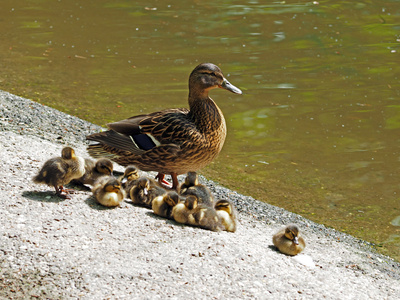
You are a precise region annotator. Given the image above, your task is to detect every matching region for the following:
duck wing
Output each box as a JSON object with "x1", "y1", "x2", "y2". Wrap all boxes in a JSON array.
[{"x1": 87, "y1": 108, "x2": 202, "y2": 156}]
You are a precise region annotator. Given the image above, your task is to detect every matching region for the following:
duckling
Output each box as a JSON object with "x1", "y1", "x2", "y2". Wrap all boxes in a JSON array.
[
  {"x1": 130, "y1": 177, "x2": 166, "y2": 208},
  {"x1": 172, "y1": 195, "x2": 198, "y2": 224},
  {"x1": 214, "y1": 199, "x2": 237, "y2": 232},
  {"x1": 172, "y1": 195, "x2": 223, "y2": 232},
  {"x1": 179, "y1": 171, "x2": 198, "y2": 192},
  {"x1": 119, "y1": 165, "x2": 140, "y2": 197},
  {"x1": 272, "y1": 224, "x2": 306, "y2": 256},
  {"x1": 179, "y1": 172, "x2": 214, "y2": 207},
  {"x1": 74, "y1": 158, "x2": 113, "y2": 186},
  {"x1": 92, "y1": 176, "x2": 126, "y2": 207},
  {"x1": 32, "y1": 147, "x2": 85, "y2": 199},
  {"x1": 152, "y1": 191, "x2": 181, "y2": 219}
]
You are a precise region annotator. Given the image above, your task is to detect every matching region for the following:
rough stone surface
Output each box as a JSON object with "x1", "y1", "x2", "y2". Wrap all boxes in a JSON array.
[{"x1": 1, "y1": 90, "x2": 399, "y2": 299}]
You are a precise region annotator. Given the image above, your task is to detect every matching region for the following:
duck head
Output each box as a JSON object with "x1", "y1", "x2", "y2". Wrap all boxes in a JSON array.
[
  {"x1": 285, "y1": 224, "x2": 300, "y2": 245},
  {"x1": 189, "y1": 63, "x2": 242, "y2": 99},
  {"x1": 96, "y1": 158, "x2": 114, "y2": 175}
]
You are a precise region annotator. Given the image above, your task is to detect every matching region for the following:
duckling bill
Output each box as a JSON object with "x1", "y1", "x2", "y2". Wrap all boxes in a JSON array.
[{"x1": 87, "y1": 63, "x2": 242, "y2": 189}]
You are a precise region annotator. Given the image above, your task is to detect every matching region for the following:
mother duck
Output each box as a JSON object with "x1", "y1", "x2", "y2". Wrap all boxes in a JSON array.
[{"x1": 86, "y1": 63, "x2": 242, "y2": 189}]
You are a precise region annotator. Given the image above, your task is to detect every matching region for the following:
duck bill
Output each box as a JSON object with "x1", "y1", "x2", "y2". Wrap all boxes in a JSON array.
[
  {"x1": 220, "y1": 78, "x2": 242, "y2": 94},
  {"x1": 293, "y1": 237, "x2": 299, "y2": 245},
  {"x1": 144, "y1": 188, "x2": 148, "y2": 195}
]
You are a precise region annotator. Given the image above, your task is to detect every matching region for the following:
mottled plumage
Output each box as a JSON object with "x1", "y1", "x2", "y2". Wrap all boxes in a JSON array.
[
  {"x1": 86, "y1": 63, "x2": 242, "y2": 188},
  {"x1": 33, "y1": 147, "x2": 85, "y2": 199},
  {"x1": 272, "y1": 224, "x2": 306, "y2": 256}
]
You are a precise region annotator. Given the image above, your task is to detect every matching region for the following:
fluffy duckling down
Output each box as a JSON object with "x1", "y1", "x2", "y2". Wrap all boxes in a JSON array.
[
  {"x1": 152, "y1": 191, "x2": 181, "y2": 219},
  {"x1": 272, "y1": 224, "x2": 306, "y2": 256},
  {"x1": 179, "y1": 172, "x2": 214, "y2": 207},
  {"x1": 172, "y1": 195, "x2": 223, "y2": 232},
  {"x1": 214, "y1": 199, "x2": 237, "y2": 233},
  {"x1": 74, "y1": 158, "x2": 113, "y2": 186},
  {"x1": 92, "y1": 176, "x2": 126, "y2": 207},
  {"x1": 120, "y1": 165, "x2": 140, "y2": 197},
  {"x1": 130, "y1": 177, "x2": 166, "y2": 208},
  {"x1": 32, "y1": 146, "x2": 85, "y2": 199}
]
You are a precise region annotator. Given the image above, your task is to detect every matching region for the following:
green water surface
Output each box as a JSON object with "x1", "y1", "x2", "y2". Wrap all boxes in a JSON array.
[{"x1": 1, "y1": 0, "x2": 400, "y2": 260}]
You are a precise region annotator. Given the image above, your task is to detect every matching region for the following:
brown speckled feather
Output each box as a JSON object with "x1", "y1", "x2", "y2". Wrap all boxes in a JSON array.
[{"x1": 86, "y1": 63, "x2": 241, "y2": 179}]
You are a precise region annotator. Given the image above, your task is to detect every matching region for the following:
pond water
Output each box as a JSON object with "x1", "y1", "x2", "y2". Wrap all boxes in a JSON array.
[{"x1": 1, "y1": 0, "x2": 400, "y2": 260}]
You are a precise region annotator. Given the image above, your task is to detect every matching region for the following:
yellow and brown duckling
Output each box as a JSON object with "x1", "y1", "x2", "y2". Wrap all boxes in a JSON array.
[
  {"x1": 171, "y1": 195, "x2": 198, "y2": 225},
  {"x1": 214, "y1": 199, "x2": 237, "y2": 232},
  {"x1": 92, "y1": 176, "x2": 126, "y2": 207},
  {"x1": 152, "y1": 191, "x2": 181, "y2": 219},
  {"x1": 179, "y1": 171, "x2": 214, "y2": 207},
  {"x1": 130, "y1": 177, "x2": 166, "y2": 208},
  {"x1": 32, "y1": 146, "x2": 85, "y2": 199},
  {"x1": 172, "y1": 195, "x2": 223, "y2": 232},
  {"x1": 119, "y1": 165, "x2": 140, "y2": 197},
  {"x1": 74, "y1": 158, "x2": 113, "y2": 186},
  {"x1": 272, "y1": 224, "x2": 306, "y2": 256},
  {"x1": 87, "y1": 63, "x2": 242, "y2": 189}
]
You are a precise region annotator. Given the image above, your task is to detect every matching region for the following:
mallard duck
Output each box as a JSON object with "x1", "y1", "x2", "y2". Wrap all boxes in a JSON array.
[
  {"x1": 172, "y1": 195, "x2": 223, "y2": 231},
  {"x1": 272, "y1": 224, "x2": 306, "y2": 256},
  {"x1": 74, "y1": 158, "x2": 113, "y2": 186},
  {"x1": 152, "y1": 191, "x2": 181, "y2": 219},
  {"x1": 130, "y1": 177, "x2": 166, "y2": 208},
  {"x1": 33, "y1": 147, "x2": 85, "y2": 199},
  {"x1": 119, "y1": 165, "x2": 140, "y2": 197},
  {"x1": 179, "y1": 171, "x2": 214, "y2": 207},
  {"x1": 214, "y1": 199, "x2": 237, "y2": 232},
  {"x1": 86, "y1": 63, "x2": 242, "y2": 189},
  {"x1": 92, "y1": 176, "x2": 126, "y2": 207}
]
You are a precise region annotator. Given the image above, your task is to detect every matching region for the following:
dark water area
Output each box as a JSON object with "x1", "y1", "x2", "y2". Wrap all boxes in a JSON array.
[{"x1": 1, "y1": 0, "x2": 400, "y2": 260}]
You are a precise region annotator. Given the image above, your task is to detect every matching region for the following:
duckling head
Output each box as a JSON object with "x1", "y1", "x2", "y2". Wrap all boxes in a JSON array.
[
  {"x1": 184, "y1": 172, "x2": 199, "y2": 186},
  {"x1": 189, "y1": 63, "x2": 242, "y2": 99},
  {"x1": 214, "y1": 199, "x2": 232, "y2": 214},
  {"x1": 285, "y1": 224, "x2": 300, "y2": 245},
  {"x1": 95, "y1": 158, "x2": 114, "y2": 175},
  {"x1": 61, "y1": 147, "x2": 76, "y2": 159},
  {"x1": 123, "y1": 165, "x2": 139, "y2": 181},
  {"x1": 184, "y1": 195, "x2": 198, "y2": 210},
  {"x1": 137, "y1": 177, "x2": 150, "y2": 195},
  {"x1": 104, "y1": 178, "x2": 122, "y2": 193},
  {"x1": 164, "y1": 191, "x2": 180, "y2": 207}
]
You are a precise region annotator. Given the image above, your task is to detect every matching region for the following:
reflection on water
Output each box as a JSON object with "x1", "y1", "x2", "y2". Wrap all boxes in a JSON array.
[{"x1": 1, "y1": 0, "x2": 400, "y2": 260}]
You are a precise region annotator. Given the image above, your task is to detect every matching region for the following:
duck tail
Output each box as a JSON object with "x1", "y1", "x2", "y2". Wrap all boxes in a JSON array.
[
  {"x1": 32, "y1": 173, "x2": 43, "y2": 184},
  {"x1": 86, "y1": 130, "x2": 144, "y2": 158}
]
